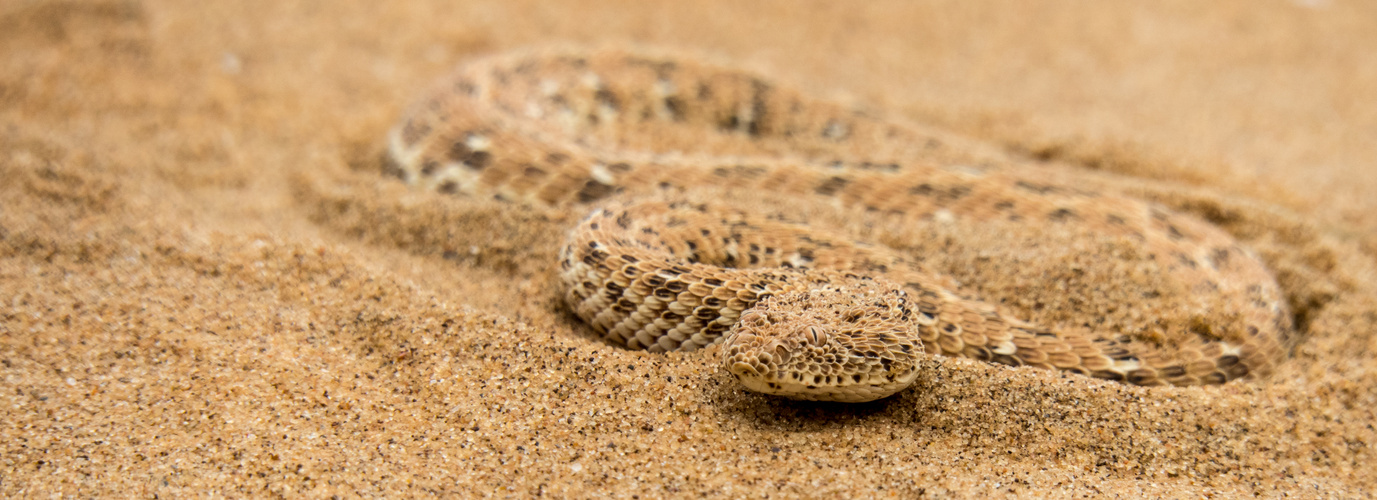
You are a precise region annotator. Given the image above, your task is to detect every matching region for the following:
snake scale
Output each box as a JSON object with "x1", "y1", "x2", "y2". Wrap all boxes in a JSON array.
[{"x1": 384, "y1": 47, "x2": 1289, "y2": 402}]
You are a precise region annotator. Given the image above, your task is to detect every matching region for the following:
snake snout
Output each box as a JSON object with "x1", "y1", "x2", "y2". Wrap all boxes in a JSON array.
[{"x1": 729, "y1": 362, "x2": 760, "y2": 377}]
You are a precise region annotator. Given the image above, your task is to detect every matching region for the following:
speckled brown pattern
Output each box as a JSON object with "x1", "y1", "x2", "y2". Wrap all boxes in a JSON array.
[
  {"x1": 6, "y1": 1, "x2": 1377, "y2": 496},
  {"x1": 387, "y1": 48, "x2": 1288, "y2": 401}
]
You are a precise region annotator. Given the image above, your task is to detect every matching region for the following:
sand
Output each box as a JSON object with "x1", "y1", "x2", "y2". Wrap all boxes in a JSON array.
[{"x1": 3, "y1": 0, "x2": 1376, "y2": 497}]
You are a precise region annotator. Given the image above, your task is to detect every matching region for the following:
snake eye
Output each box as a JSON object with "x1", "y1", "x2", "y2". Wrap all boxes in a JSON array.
[{"x1": 804, "y1": 325, "x2": 827, "y2": 346}]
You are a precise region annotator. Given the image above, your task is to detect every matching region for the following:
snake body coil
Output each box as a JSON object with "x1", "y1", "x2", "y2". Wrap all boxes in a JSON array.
[{"x1": 386, "y1": 48, "x2": 1288, "y2": 402}]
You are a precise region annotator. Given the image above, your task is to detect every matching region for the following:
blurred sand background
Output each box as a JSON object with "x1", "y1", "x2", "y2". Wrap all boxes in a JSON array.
[{"x1": 2, "y1": 0, "x2": 1376, "y2": 497}]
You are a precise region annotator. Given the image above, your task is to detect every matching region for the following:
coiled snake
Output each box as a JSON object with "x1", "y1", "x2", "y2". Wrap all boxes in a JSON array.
[{"x1": 384, "y1": 48, "x2": 1288, "y2": 402}]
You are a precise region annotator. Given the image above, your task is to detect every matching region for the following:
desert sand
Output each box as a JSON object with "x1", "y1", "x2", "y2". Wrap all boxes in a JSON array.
[{"x1": 3, "y1": 1, "x2": 1376, "y2": 497}]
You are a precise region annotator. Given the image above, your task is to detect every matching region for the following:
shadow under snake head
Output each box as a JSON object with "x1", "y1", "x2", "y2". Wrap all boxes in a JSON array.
[{"x1": 721, "y1": 279, "x2": 927, "y2": 403}]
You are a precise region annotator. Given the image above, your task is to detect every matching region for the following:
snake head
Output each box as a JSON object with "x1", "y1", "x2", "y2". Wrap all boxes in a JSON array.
[{"x1": 721, "y1": 279, "x2": 925, "y2": 402}]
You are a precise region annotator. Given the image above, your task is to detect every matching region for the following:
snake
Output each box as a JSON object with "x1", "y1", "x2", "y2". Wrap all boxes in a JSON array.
[{"x1": 382, "y1": 47, "x2": 1289, "y2": 402}]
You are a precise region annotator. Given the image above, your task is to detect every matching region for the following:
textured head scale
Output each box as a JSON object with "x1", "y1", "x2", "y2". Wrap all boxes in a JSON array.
[{"x1": 721, "y1": 280, "x2": 925, "y2": 403}]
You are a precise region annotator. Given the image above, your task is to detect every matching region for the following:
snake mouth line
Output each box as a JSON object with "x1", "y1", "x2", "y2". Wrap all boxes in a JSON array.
[{"x1": 729, "y1": 361, "x2": 921, "y2": 403}]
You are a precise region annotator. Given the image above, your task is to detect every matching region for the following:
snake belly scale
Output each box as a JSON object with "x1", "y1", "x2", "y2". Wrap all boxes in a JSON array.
[{"x1": 384, "y1": 47, "x2": 1289, "y2": 402}]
